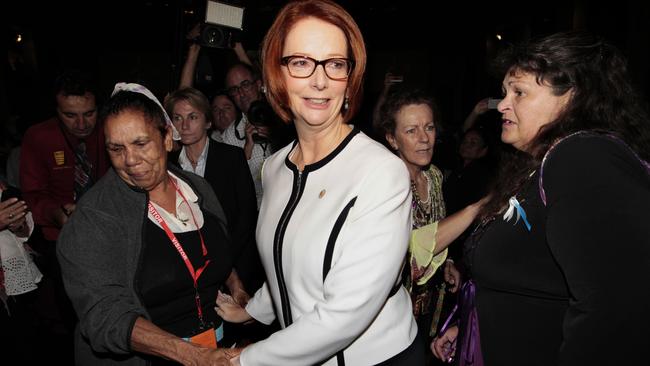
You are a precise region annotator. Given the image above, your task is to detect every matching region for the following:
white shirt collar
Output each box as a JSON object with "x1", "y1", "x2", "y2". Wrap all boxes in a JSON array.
[
  {"x1": 147, "y1": 171, "x2": 203, "y2": 232},
  {"x1": 178, "y1": 138, "x2": 210, "y2": 177}
]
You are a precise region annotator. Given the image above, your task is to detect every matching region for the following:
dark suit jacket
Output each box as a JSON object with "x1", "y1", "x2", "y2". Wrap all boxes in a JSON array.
[{"x1": 170, "y1": 139, "x2": 263, "y2": 292}]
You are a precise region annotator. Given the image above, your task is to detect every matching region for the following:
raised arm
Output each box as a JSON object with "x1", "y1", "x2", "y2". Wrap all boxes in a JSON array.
[
  {"x1": 179, "y1": 24, "x2": 203, "y2": 89},
  {"x1": 408, "y1": 197, "x2": 485, "y2": 286},
  {"x1": 233, "y1": 42, "x2": 253, "y2": 67},
  {"x1": 180, "y1": 27, "x2": 252, "y2": 89},
  {"x1": 434, "y1": 198, "x2": 485, "y2": 254},
  {"x1": 179, "y1": 43, "x2": 201, "y2": 89},
  {"x1": 372, "y1": 72, "x2": 401, "y2": 127},
  {"x1": 462, "y1": 98, "x2": 489, "y2": 133}
]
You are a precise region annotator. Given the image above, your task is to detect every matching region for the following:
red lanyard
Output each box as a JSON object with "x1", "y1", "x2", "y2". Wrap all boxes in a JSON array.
[{"x1": 147, "y1": 179, "x2": 210, "y2": 326}]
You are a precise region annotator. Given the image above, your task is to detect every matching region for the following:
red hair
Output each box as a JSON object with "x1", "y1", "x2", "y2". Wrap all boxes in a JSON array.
[{"x1": 261, "y1": 0, "x2": 366, "y2": 123}]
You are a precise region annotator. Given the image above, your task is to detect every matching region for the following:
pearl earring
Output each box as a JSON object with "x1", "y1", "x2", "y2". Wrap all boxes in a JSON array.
[{"x1": 343, "y1": 97, "x2": 349, "y2": 111}]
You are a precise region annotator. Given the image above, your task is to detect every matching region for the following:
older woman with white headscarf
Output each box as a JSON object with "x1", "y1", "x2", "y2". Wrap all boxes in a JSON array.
[{"x1": 57, "y1": 83, "x2": 244, "y2": 365}]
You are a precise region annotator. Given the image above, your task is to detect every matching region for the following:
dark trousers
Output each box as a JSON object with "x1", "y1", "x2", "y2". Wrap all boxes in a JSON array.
[
  {"x1": 32, "y1": 238, "x2": 77, "y2": 331},
  {"x1": 29, "y1": 237, "x2": 76, "y2": 364},
  {"x1": 0, "y1": 291, "x2": 40, "y2": 363},
  {"x1": 376, "y1": 335, "x2": 426, "y2": 366}
]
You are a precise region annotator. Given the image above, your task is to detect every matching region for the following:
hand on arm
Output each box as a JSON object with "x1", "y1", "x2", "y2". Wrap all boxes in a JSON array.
[
  {"x1": 225, "y1": 269, "x2": 250, "y2": 306},
  {"x1": 131, "y1": 317, "x2": 241, "y2": 366},
  {"x1": 215, "y1": 291, "x2": 253, "y2": 323}
]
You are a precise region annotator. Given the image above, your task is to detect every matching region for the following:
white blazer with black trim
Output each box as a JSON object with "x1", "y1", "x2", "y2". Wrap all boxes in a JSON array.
[{"x1": 242, "y1": 130, "x2": 417, "y2": 366}]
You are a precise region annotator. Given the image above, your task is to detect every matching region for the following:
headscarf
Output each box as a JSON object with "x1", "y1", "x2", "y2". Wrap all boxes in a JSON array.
[{"x1": 110, "y1": 82, "x2": 181, "y2": 140}]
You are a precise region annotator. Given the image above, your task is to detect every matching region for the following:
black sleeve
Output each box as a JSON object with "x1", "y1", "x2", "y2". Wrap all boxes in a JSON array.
[
  {"x1": 542, "y1": 134, "x2": 650, "y2": 365},
  {"x1": 230, "y1": 147, "x2": 264, "y2": 293}
]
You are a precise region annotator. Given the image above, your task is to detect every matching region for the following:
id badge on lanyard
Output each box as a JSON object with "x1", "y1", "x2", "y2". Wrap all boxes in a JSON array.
[{"x1": 148, "y1": 179, "x2": 220, "y2": 347}]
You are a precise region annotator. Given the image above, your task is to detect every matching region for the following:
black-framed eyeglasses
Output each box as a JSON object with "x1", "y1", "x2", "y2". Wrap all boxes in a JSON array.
[
  {"x1": 226, "y1": 79, "x2": 256, "y2": 97},
  {"x1": 281, "y1": 56, "x2": 354, "y2": 81}
]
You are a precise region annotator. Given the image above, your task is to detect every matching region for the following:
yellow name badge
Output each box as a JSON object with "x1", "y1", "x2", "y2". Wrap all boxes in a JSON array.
[
  {"x1": 54, "y1": 151, "x2": 65, "y2": 166},
  {"x1": 188, "y1": 327, "x2": 217, "y2": 348}
]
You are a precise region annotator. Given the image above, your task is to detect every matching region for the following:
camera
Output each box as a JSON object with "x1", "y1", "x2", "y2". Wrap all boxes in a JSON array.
[
  {"x1": 247, "y1": 100, "x2": 280, "y2": 143},
  {"x1": 199, "y1": 1, "x2": 244, "y2": 49}
]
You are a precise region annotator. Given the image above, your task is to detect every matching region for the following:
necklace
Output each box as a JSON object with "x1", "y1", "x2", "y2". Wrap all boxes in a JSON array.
[
  {"x1": 410, "y1": 171, "x2": 432, "y2": 227},
  {"x1": 169, "y1": 177, "x2": 191, "y2": 226},
  {"x1": 175, "y1": 210, "x2": 190, "y2": 226},
  {"x1": 411, "y1": 171, "x2": 431, "y2": 206},
  {"x1": 185, "y1": 151, "x2": 199, "y2": 168}
]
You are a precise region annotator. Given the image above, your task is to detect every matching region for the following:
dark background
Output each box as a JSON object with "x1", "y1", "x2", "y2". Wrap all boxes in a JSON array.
[{"x1": 3, "y1": 0, "x2": 650, "y2": 138}]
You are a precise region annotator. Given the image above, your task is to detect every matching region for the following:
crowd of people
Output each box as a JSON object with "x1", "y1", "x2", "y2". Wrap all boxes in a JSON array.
[{"x1": 1, "y1": 1, "x2": 649, "y2": 365}]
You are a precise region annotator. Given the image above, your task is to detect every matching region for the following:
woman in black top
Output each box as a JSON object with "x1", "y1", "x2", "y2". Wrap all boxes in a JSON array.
[{"x1": 433, "y1": 31, "x2": 650, "y2": 366}]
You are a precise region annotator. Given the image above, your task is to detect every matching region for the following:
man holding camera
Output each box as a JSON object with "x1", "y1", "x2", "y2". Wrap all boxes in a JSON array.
[
  {"x1": 180, "y1": 24, "x2": 278, "y2": 209},
  {"x1": 221, "y1": 62, "x2": 273, "y2": 209}
]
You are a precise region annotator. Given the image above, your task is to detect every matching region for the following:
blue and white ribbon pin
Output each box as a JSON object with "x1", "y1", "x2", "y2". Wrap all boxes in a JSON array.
[{"x1": 503, "y1": 196, "x2": 532, "y2": 231}]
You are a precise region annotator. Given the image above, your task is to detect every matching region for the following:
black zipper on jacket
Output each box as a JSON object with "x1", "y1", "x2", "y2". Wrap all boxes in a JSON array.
[{"x1": 273, "y1": 170, "x2": 306, "y2": 326}]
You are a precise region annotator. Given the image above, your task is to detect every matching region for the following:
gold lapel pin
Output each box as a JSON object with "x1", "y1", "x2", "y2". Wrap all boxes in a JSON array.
[{"x1": 319, "y1": 189, "x2": 326, "y2": 199}]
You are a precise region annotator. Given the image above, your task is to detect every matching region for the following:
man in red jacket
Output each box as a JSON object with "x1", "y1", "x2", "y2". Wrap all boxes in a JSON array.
[
  {"x1": 20, "y1": 70, "x2": 110, "y2": 242},
  {"x1": 19, "y1": 69, "x2": 110, "y2": 341}
]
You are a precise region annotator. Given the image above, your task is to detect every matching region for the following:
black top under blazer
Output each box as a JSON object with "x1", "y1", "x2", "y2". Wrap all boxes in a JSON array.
[{"x1": 170, "y1": 138, "x2": 263, "y2": 292}]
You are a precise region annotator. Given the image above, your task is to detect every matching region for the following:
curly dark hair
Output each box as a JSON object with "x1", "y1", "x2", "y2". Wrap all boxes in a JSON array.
[
  {"x1": 373, "y1": 88, "x2": 440, "y2": 146},
  {"x1": 482, "y1": 31, "x2": 650, "y2": 218}
]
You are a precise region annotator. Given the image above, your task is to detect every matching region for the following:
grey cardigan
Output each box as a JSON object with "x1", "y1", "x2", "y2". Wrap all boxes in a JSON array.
[{"x1": 57, "y1": 166, "x2": 229, "y2": 365}]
